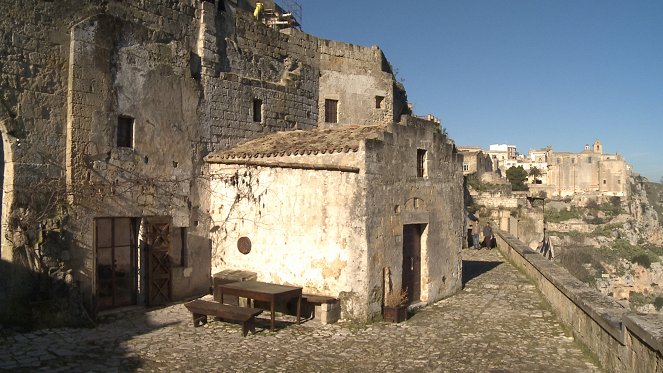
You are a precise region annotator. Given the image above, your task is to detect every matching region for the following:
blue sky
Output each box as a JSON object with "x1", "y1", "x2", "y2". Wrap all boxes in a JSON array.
[{"x1": 301, "y1": 1, "x2": 663, "y2": 182}]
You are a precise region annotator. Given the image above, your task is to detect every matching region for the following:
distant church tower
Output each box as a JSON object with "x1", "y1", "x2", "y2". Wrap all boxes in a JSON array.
[{"x1": 593, "y1": 139, "x2": 603, "y2": 154}]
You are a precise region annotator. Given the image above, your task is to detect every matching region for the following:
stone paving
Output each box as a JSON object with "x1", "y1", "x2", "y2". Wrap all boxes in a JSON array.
[{"x1": 0, "y1": 249, "x2": 602, "y2": 372}]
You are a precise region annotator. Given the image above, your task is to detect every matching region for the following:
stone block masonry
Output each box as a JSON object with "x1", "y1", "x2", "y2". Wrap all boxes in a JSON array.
[{"x1": 0, "y1": 0, "x2": 411, "y2": 321}]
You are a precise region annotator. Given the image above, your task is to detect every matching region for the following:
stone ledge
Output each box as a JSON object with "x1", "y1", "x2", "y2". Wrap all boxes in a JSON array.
[
  {"x1": 497, "y1": 230, "x2": 626, "y2": 343},
  {"x1": 623, "y1": 313, "x2": 663, "y2": 356}
]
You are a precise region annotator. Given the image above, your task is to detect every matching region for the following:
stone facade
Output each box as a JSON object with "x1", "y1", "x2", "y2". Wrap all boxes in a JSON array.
[
  {"x1": 206, "y1": 118, "x2": 464, "y2": 321},
  {"x1": 531, "y1": 140, "x2": 630, "y2": 198},
  {"x1": 0, "y1": 0, "x2": 417, "y2": 320},
  {"x1": 458, "y1": 146, "x2": 494, "y2": 177}
]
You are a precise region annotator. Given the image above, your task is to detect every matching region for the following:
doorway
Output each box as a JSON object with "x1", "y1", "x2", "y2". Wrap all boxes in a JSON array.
[
  {"x1": 402, "y1": 224, "x2": 425, "y2": 304},
  {"x1": 95, "y1": 217, "x2": 138, "y2": 311}
]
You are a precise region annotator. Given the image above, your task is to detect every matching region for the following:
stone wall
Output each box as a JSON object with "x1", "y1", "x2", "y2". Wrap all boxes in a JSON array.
[
  {"x1": 544, "y1": 151, "x2": 629, "y2": 198},
  {"x1": 364, "y1": 119, "x2": 464, "y2": 319},
  {"x1": 495, "y1": 229, "x2": 663, "y2": 373},
  {"x1": 0, "y1": 0, "x2": 407, "y2": 320},
  {"x1": 207, "y1": 119, "x2": 464, "y2": 321},
  {"x1": 208, "y1": 150, "x2": 368, "y2": 319},
  {"x1": 318, "y1": 40, "x2": 397, "y2": 126}
]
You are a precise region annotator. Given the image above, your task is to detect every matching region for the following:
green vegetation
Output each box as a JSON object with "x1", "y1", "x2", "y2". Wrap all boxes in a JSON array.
[
  {"x1": 631, "y1": 254, "x2": 652, "y2": 268},
  {"x1": 558, "y1": 247, "x2": 606, "y2": 285},
  {"x1": 602, "y1": 239, "x2": 660, "y2": 268},
  {"x1": 528, "y1": 166, "x2": 542, "y2": 179},
  {"x1": 466, "y1": 177, "x2": 493, "y2": 192},
  {"x1": 505, "y1": 166, "x2": 529, "y2": 191},
  {"x1": 548, "y1": 230, "x2": 585, "y2": 239},
  {"x1": 629, "y1": 291, "x2": 653, "y2": 311},
  {"x1": 644, "y1": 181, "x2": 663, "y2": 224},
  {"x1": 591, "y1": 223, "x2": 622, "y2": 238},
  {"x1": 655, "y1": 296, "x2": 663, "y2": 311},
  {"x1": 544, "y1": 207, "x2": 581, "y2": 223},
  {"x1": 598, "y1": 199, "x2": 623, "y2": 217}
]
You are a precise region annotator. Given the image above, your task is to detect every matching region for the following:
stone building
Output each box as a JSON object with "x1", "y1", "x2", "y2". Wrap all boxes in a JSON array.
[
  {"x1": 458, "y1": 146, "x2": 494, "y2": 178},
  {"x1": 0, "y1": 0, "x2": 458, "y2": 321},
  {"x1": 529, "y1": 140, "x2": 630, "y2": 198},
  {"x1": 206, "y1": 118, "x2": 464, "y2": 321}
]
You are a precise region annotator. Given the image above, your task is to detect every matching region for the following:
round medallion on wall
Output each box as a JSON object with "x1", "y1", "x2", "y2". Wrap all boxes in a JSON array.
[{"x1": 237, "y1": 237, "x2": 252, "y2": 255}]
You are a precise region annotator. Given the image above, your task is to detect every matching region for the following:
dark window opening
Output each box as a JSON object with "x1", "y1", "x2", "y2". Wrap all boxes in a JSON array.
[
  {"x1": 117, "y1": 116, "x2": 134, "y2": 148},
  {"x1": 603, "y1": 179, "x2": 607, "y2": 184},
  {"x1": 375, "y1": 96, "x2": 385, "y2": 109},
  {"x1": 325, "y1": 99, "x2": 338, "y2": 123},
  {"x1": 170, "y1": 227, "x2": 188, "y2": 267},
  {"x1": 417, "y1": 149, "x2": 427, "y2": 178},
  {"x1": 253, "y1": 98, "x2": 263, "y2": 123},
  {"x1": 217, "y1": 0, "x2": 226, "y2": 11},
  {"x1": 588, "y1": 156, "x2": 592, "y2": 164},
  {"x1": 189, "y1": 52, "x2": 201, "y2": 81}
]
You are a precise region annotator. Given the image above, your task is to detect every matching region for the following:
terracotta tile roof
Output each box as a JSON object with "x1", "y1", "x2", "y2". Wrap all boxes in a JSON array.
[{"x1": 206, "y1": 124, "x2": 386, "y2": 161}]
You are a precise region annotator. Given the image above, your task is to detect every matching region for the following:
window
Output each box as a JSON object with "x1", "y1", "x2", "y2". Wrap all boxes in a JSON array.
[
  {"x1": 463, "y1": 163, "x2": 469, "y2": 171},
  {"x1": 117, "y1": 116, "x2": 134, "y2": 148},
  {"x1": 324, "y1": 99, "x2": 338, "y2": 123},
  {"x1": 417, "y1": 149, "x2": 427, "y2": 177},
  {"x1": 252, "y1": 98, "x2": 262, "y2": 123},
  {"x1": 603, "y1": 179, "x2": 607, "y2": 185},
  {"x1": 587, "y1": 156, "x2": 592, "y2": 164},
  {"x1": 375, "y1": 96, "x2": 385, "y2": 109}
]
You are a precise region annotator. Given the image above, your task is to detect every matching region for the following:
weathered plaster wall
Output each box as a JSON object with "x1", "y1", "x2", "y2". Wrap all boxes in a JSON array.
[
  {"x1": 364, "y1": 117, "x2": 464, "y2": 318},
  {"x1": 208, "y1": 153, "x2": 369, "y2": 319},
  {"x1": 318, "y1": 41, "x2": 396, "y2": 126}
]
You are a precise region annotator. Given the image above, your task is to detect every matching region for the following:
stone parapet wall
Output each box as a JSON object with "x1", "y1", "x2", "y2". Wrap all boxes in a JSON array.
[{"x1": 495, "y1": 229, "x2": 663, "y2": 373}]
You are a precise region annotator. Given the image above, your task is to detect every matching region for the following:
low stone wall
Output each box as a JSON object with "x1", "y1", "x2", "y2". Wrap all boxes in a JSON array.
[{"x1": 495, "y1": 229, "x2": 663, "y2": 373}]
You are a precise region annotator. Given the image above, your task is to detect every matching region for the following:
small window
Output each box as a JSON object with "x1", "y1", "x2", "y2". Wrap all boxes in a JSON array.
[
  {"x1": 603, "y1": 179, "x2": 607, "y2": 184},
  {"x1": 417, "y1": 149, "x2": 427, "y2": 177},
  {"x1": 253, "y1": 98, "x2": 263, "y2": 123},
  {"x1": 618, "y1": 179, "x2": 621, "y2": 184},
  {"x1": 375, "y1": 96, "x2": 385, "y2": 109},
  {"x1": 463, "y1": 163, "x2": 469, "y2": 171},
  {"x1": 117, "y1": 116, "x2": 134, "y2": 148},
  {"x1": 588, "y1": 156, "x2": 592, "y2": 164},
  {"x1": 325, "y1": 99, "x2": 338, "y2": 123},
  {"x1": 556, "y1": 158, "x2": 561, "y2": 164}
]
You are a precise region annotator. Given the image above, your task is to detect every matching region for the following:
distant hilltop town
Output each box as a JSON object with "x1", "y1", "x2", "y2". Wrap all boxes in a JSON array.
[{"x1": 458, "y1": 139, "x2": 631, "y2": 198}]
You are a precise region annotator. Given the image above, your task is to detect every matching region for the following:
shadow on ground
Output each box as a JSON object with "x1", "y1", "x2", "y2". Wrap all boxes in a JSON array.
[{"x1": 462, "y1": 259, "x2": 502, "y2": 286}]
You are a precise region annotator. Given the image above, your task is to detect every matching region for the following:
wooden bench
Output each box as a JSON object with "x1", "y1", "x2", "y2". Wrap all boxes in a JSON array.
[
  {"x1": 184, "y1": 299, "x2": 263, "y2": 337},
  {"x1": 303, "y1": 294, "x2": 339, "y2": 324}
]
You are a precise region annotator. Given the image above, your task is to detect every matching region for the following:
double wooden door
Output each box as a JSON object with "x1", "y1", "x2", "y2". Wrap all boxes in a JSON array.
[{"x1": 95, "y1": 216, "x2": 172, "y2": 311}]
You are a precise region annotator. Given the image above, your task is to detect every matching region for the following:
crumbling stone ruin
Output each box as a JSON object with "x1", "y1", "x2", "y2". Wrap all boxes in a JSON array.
[{"x1": 0, "y1": 0, "x2": 463, "y2": 325}]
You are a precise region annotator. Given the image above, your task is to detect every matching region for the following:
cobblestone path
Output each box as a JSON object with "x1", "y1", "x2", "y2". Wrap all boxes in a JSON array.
[{"x1": 0, "y1": 249, "x2": 602, "y2": 372}]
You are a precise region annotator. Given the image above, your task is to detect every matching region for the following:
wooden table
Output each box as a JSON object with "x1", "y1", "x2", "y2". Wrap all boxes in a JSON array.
[{"x1": 217, "y1": 280, "x2": 303, "y2": 331}]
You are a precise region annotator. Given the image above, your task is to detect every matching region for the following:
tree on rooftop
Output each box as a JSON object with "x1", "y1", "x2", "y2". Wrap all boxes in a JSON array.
[
  {"x1": 528, "y1": 166, "x2": 542, "y2": 178},
  {"x1": 506, "y1": 166, "x2": 529, "y2": 191}
]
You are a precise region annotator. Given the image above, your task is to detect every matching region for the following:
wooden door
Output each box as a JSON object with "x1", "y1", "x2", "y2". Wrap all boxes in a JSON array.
[
  {"x1": 95, "y1": 217, "x2": 138, "y2": 312},
  {"x1": 402, "y1": 224, "x2": 422, "y2": 304},
  {"x1": 145, "y1": 216, "x2": 172, "y2": 306}
]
